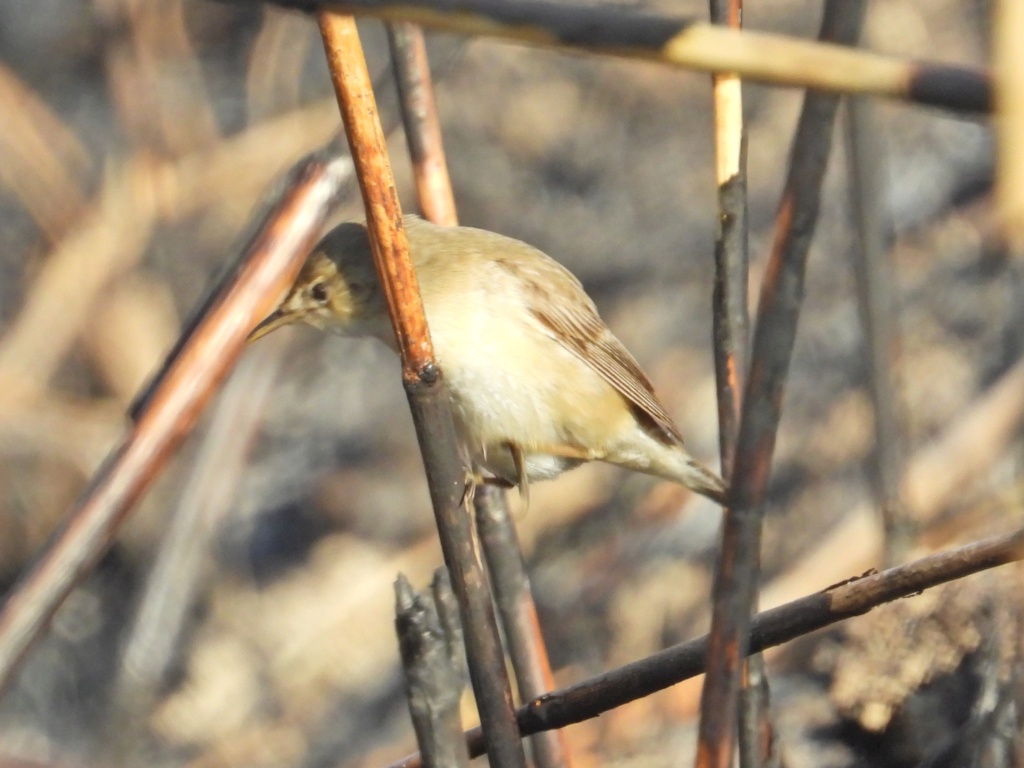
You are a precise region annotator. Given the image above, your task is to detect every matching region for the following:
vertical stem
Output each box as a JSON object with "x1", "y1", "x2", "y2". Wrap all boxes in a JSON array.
[
  {"x1": 704, "y1": 0, "x2": 762, "y2": 766},
  {"x1": 387, "y1": 21, "x2": 458, "y2": 227},
  {"x1": 316, "y1": 14, "x2": 526, "y2": 767},
  {"x1": 386, "y1": 18, "x2": 565, "y2": 766},
  {"x1": 694, "y1": 3, "x2": 867, "y2": 767},
  {"x1": 706, "y1": 0, "x2": 783, "y2": 763},
  {"x1": 476, "y1": 487, "x2": 572, "y2": 768},
  {"x1": 708, "y1": 0, "x2": 748, "y2": 475}
]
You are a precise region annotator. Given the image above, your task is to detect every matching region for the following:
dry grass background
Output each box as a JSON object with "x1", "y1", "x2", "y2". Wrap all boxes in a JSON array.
[{"x1": 0, "y1": 1, "x2": 1018, "y2": 767}]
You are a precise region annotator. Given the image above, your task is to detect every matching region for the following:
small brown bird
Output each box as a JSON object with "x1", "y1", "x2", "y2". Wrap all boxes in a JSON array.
[{"x1": 249, "y1": 215, "x2": 726, "y2": 505}]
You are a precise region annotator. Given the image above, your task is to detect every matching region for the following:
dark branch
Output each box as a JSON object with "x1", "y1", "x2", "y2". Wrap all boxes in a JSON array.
[
  {"x1": 215, "y1": 0, "x2": 991, "y2": 115},
  {"x1": 384, "y1": 526, "x2": 1024, "y2": 767}
]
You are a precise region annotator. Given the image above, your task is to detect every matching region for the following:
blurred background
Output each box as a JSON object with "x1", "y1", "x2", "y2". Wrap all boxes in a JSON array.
[{"x1": 0, "y1": 0, "x2": 1017, "y2": 766}]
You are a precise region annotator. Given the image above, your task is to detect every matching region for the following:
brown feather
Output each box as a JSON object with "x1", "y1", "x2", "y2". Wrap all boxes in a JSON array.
[{"x1": 493, "y1": 253, "x2": 685, "y2": 446}]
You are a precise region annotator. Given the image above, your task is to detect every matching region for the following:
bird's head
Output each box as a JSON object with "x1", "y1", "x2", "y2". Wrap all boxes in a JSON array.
[{"x1": 248, "y1": 222, "x2": 384, "y2": 342}]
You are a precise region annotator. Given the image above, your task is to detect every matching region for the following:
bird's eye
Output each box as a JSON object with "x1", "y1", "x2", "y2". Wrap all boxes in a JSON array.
[{"x1": 310, "y1": 282, "x2": 329, "y2": 303}]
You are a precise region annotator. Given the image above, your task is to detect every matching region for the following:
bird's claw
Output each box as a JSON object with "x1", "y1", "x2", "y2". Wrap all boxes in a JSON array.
[{"x1": 459, "y1": 471, "x2": 479, "y2": 509}]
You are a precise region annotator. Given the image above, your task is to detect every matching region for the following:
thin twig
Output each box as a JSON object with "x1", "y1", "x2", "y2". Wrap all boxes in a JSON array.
[
  {"x1": 387, "y1": 21, "x2": 458, "y2": 227},
  {"x1": 696, "y1": 3, "x2": 866, "y2": 767},
  {"x1": 476, "y1": 487, "x2": 571, "y2": 768},
  {"x1": 708, "y1": 1, "x2": 748, "y2": 473},
  {"x1": 385, "y1": 525, "x2": 1024, "y2": 767},
  {"x1": 220, "y1": 0, "x2": 991, "y2": 114},
  {"x1": 315, "y1": 14, "x2": 526, "y2": 767},
  {"x1": 0, "y1": 150, "x2": 350, "y2": 695},
  {"x1": 739, "y1": 658, "x2": 780, "y2": 768},
  {"x1": 704, "y1": 0, "x2": 782, "y2": 764}
]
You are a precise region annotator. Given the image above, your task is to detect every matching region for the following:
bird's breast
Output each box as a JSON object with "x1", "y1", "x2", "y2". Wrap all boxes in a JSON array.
[{"x1": 424, "y1": 286, "x2": 631, "y2": 455}]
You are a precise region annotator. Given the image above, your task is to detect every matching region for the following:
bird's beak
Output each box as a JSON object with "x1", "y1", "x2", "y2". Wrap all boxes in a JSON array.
[{"x1": 248, "y1": 309, "x2": 291, "y2": 343}]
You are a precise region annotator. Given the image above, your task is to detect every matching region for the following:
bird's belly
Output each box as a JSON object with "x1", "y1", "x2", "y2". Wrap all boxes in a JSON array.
[
  {"x1": 442, "y1": 348, "x2": 622, "y2": 484},
  {"x1": 428, "y1": 294, "x2": 631, "y2": 484},
  {"x1": 445, "y1": 360, "x2": 564, "y2": 455}
]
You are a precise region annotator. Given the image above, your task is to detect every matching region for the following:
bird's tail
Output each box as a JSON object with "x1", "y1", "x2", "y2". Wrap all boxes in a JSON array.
[
  {"x1": 640, "y1": 440, "x2": 728, "y2": 505},
  {"x1": 677, "y1": 457, "x2": 728, "y2": 505}
]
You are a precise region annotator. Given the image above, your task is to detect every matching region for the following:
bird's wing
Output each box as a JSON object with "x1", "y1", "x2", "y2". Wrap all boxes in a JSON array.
[{"x1": 494, "y1": 250, "x2": 685, "y2": 445}]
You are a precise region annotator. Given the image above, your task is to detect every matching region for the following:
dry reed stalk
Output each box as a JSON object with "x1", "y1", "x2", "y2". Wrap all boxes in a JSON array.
[
  {"x1": 316, "y1": 13, "x2": 525, "y2": 766},
  {"x1": 224, "y1": 0, "x2": 989, "y2": 114},
  {"x1": 995, "y1": 0, "x2": 1024, "y2": 246}
]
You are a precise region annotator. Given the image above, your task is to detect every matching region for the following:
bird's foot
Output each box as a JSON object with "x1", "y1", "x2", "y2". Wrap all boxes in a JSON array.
[
  {"x1": 459, "y1": 473, "x2": 476, "y2": 509},
  {"x1": 507, "y1": 443, "x2": 529, "y2": 512},
  {"x1": 459, "y1": 470, "x2": 514, "y2": 508}
]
